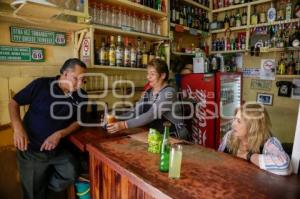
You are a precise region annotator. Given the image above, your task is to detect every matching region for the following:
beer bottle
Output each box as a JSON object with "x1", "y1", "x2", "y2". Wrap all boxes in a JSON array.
[
  {"x1": 109, "y1": 36, "x2": 116, "y2": 66},
  {"x1": 159, "y1": 121, "x2": 171, "y2": 172}
]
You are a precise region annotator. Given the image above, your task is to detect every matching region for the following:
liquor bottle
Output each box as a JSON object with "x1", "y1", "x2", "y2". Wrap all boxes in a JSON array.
[
  {"x1": 124, "y1": 37, "x2": 131, "y2": 67},
  {"x1": 295, "y1": 52, "x2": 300, "y2": 75},
  {"x1": 286, "y1": 0, "x2": 292, "y2": 20},
  {"x1": 287, "y1": 53, "x2": 295, "y2": 75},
  {"x1": 130, "y1": 42, "x2": 137, "y2": 67},
  {"x1": 116, "y1": 35, "x2": 124, "y2": 67},
  {"x1": 230, "y1": 12, "x2": 236, "y2": 27},
  {"x1": 259, "y1": 5, "x2": 266, "y2": 23},
  {"x1": 251, "y1": 6, "x2": 258, "y2": 25},
  {"x1": 179, "y1": 7, "x2": 184, "y2": 25},
  {"x1": 277, "y1": 1, "x2": 284, "y2": 21},
  {"x1": 204, "y1": 12, "x2": 210, "y2": 32},
  {"x1": 267, "y1": 2, "x2": 276, "y2": 23},
  {"x1": 183, "y1": 6, "x2": 187, "y2": 26},
  {"x1": 175, "y1": 0, "x2": 180, "y2": 24},
  {"x1": 100, "y1": 38, "x2": 107, "y2": 65},
  {"x1": 149, "y1": 44, "x2": 155, "y2": 62},
  {"x1": 109, "y1": 36, "x2": 116, "y2": 66},
  {"x1": 142, "y1": 42, "x2": 148, "y2": 68},
  {"x1": 224, "y1": 12, "x2": 230, "y2": 29},
  {"x1": 277, "y1": 53, "x2": 286, "y2": 75},
  {"x1": 159, "y1": 121, "x2": 171, "y2": 172},
  {"x1": 171, "y1": 0, "x2": 176, "y2": 23},
  {"x1": 136, "y1": 37, "x2": 143, "y2": 68},
  {"x1": 235, "y1": 9, "x2": 241, "y2": 27},
  {"x1": 242, "y1": 8, "x2": 247, "y2": 26}
]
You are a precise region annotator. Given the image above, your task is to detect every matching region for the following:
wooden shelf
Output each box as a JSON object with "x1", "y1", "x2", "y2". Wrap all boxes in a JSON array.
[
  {"x1": 211, "y1": 50, "x2": 246, "y2": 54},
  {"x1": 211, "y1": 26, "x2": 248, "y2": 34},
  {"x1": 91, "y1": 65, "x2": 147, "y2": 72},
  {"x1": 10, "y1": 0, "x2": 61, "y2": 20},
  {"x1": 170, "y1": 23, "x2": 209, "y2": 35},
  {"x1": 172, "y1": 52, "x2": 195, "y2": 56},
  {"x1": 248, "y1": 18, "x2": 300, "y2": 28},
  {"x1": 0, "y1": 11, "x2": 88, "y2": 32},
  {"x1": 276, "y1": 75, "x2": 300, "y2": 79},
  {"x1": 258, "y1": 47, "x2": 300, "y2": 53},
  {"x1": 212, "y1": 0, "x2": 272, "y2": 13},
  {"x1": 182, "y1": 0, "x2": 211, "y2": 11},
  {"x1": 92, "y1": 24, "x2": 169, "y2": 41},
  {"x1": 100, "y1": 0, "x2": 167, "y2": 18}
]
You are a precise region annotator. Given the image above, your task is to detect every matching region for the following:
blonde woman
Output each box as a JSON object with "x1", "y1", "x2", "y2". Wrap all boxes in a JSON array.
[{"x1": 218, "y1": 103, "x2": 292, "y2": 176}]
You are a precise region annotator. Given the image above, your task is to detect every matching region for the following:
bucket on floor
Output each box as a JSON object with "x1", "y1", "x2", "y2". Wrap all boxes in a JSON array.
[{"x1": 75, "y1": 180, "x2": 90, "y2": 199}]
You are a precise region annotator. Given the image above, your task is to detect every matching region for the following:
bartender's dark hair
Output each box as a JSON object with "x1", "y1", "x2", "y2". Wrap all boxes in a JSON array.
[
  {"x1": 60, "y1": 58, "x2": 87, "y2": 74},
  {"x1": 148, "y1": 58, "x2": 169, "y2": 81}
]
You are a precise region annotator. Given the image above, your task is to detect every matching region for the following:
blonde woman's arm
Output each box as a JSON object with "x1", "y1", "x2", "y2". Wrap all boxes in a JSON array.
[{"x1": 250, "y1": 137, "x2": 292, "y2": 176}]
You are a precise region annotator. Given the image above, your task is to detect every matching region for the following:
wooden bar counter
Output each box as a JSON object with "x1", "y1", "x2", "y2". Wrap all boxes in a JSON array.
[{"x1": 85, "y1": 134, "x2": 300, "y2": 199}]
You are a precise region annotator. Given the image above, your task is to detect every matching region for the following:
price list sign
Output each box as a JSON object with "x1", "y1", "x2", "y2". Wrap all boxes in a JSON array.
[
  {"x1": 0, "y1": 46, "x2": 45, "y2": 62},
  {"x1": 10, "y1": 26, "x2": 66, "y2": 46}
]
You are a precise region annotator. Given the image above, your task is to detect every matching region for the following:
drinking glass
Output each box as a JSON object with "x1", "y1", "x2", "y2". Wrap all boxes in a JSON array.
[{"x1": 168, "y1": 144, "x2": 183, "y2": 179}]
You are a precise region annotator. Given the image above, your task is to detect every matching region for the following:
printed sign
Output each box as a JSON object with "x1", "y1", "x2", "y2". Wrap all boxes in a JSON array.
[
  {"x1": 250, "y1": 79, "x2": 272, "y2": 91},
  {"x1": 260, "y1": 59, "x2": 276, "y2": 80},
  {"x1": 10, "y1": 26, "x2": 66, "y2": 46},
  {"x1": 243, "y1": 68, "x2": 260, "y2": 77},
  {"x1": 82, "y1": 38, "x2": 90, "y2": 56},
  {"x1": 0, "y1": 45, "x2": 45, "y2": 62}
]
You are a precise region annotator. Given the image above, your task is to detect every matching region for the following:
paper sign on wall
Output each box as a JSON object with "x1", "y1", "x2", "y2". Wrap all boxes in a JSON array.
[
  {"x1": 0, "y1": 45, "x2": 45, "y2": 62},
  {"x1": 10, "y1": 26, "x2": 66, "y2": 46},
  {"x1": 260, "y1": 59, "x2": 276, "y2": 80}
]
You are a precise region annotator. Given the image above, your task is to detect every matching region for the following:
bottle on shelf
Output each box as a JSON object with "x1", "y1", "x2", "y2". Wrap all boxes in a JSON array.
[
  {"x1": 124, "y1": 37, "x2": 131, "y2": 67},
  {"x1": 109, "y1": 36, "x2": 116, "y2": 66},
  {"x1": 130, "y1": 41, "x2": 137, "y2": 67},
  {"x1": 277, "y1": 1, "x2": 285, "y2": 21},
  {"x1": 116, "y1": 35, "x2": 124, "y2": 67},
  {"x1": 224, "y1": 12, "x2": 230, "y2": 29},
  {"x1": 142, "y1": 41, "x2": 148, "y2": 68},
  {"x1": 251, "y1": 6, "x2": 258, "y2": 25},
  {"x1": 259, "y1": 5, "x2": 266, "y2": 24},
  {"x1": 277, "y1": 53, "x2": 286, "y2": 75},
  {"x1": 230, "y1": 12, "x2": 236, "y2": 27},
  {"x1": 267, "y1": 2, "x2": 276, "y2": 23},
  {"x1": 295, "y1": 51, "x2": 300, "y2": 75},
  {"x1": 286, "y1": 0, "x2": 293, "y2": 20},
  {"x1": 242, "y1": 8, "x2": 247, "y2": 26},
  {"x1": 287, "y1": 52, "x2": 295, "y2": 75},
  {"x1": 136, "y1": 37, "x2": 143, "y2": 68},
  {"x1": 235, "y1": 9, "x2": 241, "y2": 27},
  {"x1": 100, "y1": 38, "x2": 108, "y2": 65}
]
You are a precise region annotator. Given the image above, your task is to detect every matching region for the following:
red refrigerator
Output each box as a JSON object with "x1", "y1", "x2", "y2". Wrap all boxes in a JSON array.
[
  {"x1": 180, "y1": 72, "x2": 242, "y2": 149},
  {"x1": 180, "y1": 74, "x2": 216, "y2": 148},
  {"x1": 215, "y1": 72, "x2": 242, "y2": 148}
]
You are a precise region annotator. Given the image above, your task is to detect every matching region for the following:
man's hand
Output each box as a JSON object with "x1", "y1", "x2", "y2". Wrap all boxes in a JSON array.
[
  {"x1": 107, "y1": 121, "x2": 127, "y2": 134},
  {"x1": 13, "y1": 128, "x2": 29, "y2": 151},
  {"x1": 40, "y1": 131, "x2": 63, "y2": 151}
]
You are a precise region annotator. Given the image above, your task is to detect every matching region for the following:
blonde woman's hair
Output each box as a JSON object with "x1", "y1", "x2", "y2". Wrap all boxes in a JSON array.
[{"x1": 227, "y1": 103, "x2": 272, "y2": 155}]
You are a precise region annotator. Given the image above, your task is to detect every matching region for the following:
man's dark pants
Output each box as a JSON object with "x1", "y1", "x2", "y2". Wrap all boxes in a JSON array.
[{"x1": 17, "y1": 149, "x2": 78, "y2": 199}]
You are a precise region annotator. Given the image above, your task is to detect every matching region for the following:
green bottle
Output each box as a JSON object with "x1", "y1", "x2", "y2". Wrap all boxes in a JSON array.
[{"x1": 159, "y1": 121, "x2": 171, "y2": 172}]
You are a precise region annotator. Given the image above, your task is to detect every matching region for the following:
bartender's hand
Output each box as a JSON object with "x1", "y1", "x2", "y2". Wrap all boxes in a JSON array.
[
  {"x1": 13, "y1": 127, "x2": 29, "y2": 151},
  {"x1": 237, "y1": 149, "x2": 248, "y2": 160},
  {"x1": 107, "y1": 121, "x2": 127, "y2": 134},
  {"x1": 40, "y1": 130, "x2": 63, "y2": 151}
]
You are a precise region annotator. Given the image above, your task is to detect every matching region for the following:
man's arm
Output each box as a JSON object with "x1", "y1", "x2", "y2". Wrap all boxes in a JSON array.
[
  {"x1": 8, "y1": 99, "x2": 29, "y2": 151},
  {"x1": 40, "y1": 121, "x2": 80, "y2": 151}
]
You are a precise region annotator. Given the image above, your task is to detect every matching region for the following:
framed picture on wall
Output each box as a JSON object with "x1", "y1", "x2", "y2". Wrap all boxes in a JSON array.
[{"x1": 256, "y1": 93, "x2": 273, "y2": 106}]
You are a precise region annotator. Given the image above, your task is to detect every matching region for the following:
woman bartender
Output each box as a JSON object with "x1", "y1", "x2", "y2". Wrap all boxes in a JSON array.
[{"x1": 107, "y1": 58, "x2": 189, "y2": 140}]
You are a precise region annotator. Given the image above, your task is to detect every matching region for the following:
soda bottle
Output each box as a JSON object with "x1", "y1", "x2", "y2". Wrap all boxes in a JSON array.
[{"x1": 159, "y1": 121, "x2": 171, "y2": 172}]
